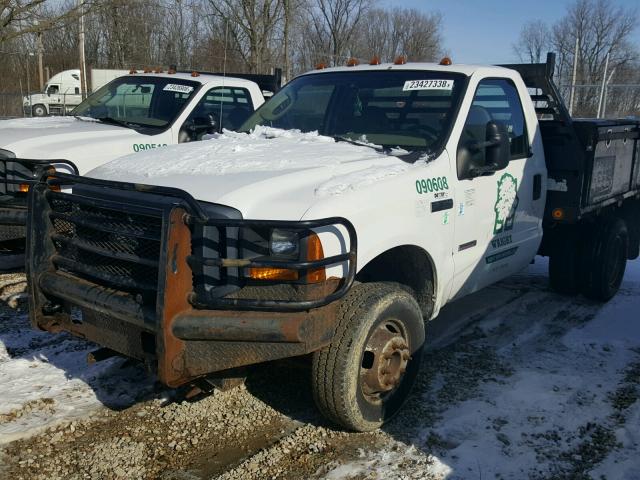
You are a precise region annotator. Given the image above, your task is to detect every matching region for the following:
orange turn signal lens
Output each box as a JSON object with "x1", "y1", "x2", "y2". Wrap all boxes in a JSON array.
[
  {"x1": 552, "y1": 208, "x2": 565, "y2": 221},
  {"x1": 248, "y1": 232, "x2": 326, "y2": 283},
  {"x1": 248, "y1": 267, "x2": 299, "y2": 281},
  {"x1": 306, "y1": 232, "x2": 326, "y2": 283},
  {"x1": 19, "y1": 183, "x2": 29, "y2": 193}
]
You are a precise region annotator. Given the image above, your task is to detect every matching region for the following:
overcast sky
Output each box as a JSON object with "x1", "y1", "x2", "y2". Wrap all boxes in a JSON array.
[{"x1": 381, "y1": 0, "x2": 640, "y2": 65}]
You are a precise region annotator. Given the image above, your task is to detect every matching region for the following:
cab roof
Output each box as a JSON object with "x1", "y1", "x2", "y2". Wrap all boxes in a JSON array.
[
  {"x1": 127, "y1": 71, "x2": 259, "y2": 89},
  {"x1": 300, "y1": 62, "x2": 516, "y2": 78}
]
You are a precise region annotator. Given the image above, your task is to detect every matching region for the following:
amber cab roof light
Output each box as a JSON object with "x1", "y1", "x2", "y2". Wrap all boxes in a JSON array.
[
  {"x1": 439, "y1": 56, "x2": 453, "y2": 66},
  {"x1": 369, "y1": 56, "x2": 381, "y2": 65},
  {"x1": 346, "y1": 57, "x2": 359, "y2": 67},
  {"x1": 315, "y1": 62, "x2": 327, "y2": 70},
  {"x1": 393, "y1": 55, "x2": 407, "y2": 65}
]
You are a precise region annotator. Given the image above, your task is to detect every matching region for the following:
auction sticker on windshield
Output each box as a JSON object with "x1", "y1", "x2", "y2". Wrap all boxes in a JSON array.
[
  {"x1": 163, "y1": 84, "x2": 194, "y2": 94},
  {"x1": 403, "y1": 80, "x2": 454, "y2": 91}
]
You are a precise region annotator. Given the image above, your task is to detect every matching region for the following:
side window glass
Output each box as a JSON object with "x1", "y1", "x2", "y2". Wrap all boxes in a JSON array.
[
  {"x1": 469, "y1": 79, "x2": 529, "y2": 159},
  {"x1": 179, "y1": 87, "x2": 254, "y2": 143},
  {"x1": 47, "y1": 85, "x2": 60, "y2": 95},
  {"x1": 457, "y1": 78, "x2": 529, "y2": 178}
]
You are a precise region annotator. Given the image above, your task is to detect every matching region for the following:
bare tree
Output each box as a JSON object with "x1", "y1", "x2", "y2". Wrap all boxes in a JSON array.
[
  {"x1": 208, "y1": 0, "x2": 284, "y2": 73},
  {"x1": 513, "y1": 20, "x2": 550, "y2": 63},
  {"x1": 307, "y1": 0, "x2": 368, "y2": 65},
  {"x1": 351, "y1": 7, "x2": 442, "y2": 63},
  {"x1": 0, "y1": 0, "x2": 85, "y2": 44},
  {"x1": 551, "y1": 0, "x2": 638, "y2": 116}
]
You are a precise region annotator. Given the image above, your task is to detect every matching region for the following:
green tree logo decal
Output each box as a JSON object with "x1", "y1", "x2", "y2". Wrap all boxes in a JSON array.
[{"x1": 494, "y1": 173, "x2": 519, "y2": 234}]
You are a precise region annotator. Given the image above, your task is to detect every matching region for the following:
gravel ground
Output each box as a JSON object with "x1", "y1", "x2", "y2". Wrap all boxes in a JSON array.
[{"x1": 0, "y1": 260, "x2": 639, "y2": 480}]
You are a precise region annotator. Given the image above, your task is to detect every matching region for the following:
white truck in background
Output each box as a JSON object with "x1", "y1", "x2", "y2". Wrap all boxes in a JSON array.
[
  {"x1": 23, "y1": 69, "x2": 129, "y2": 117},
  {"x1": 0, "y1": 68, "x2": 282, "y2": 265}
]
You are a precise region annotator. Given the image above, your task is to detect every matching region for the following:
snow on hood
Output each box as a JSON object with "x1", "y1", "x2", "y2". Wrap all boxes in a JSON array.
[
  {"x1": 0, "y1": 116, "x2": 144, "y2": 172},
  {"x1": 90, "y1": 126, "x2": 427, "y2": 219},
  {"x1": 0, "y1": 116, "x2": 84, "y2": 129},
  {"x1": 93, "y1": 126, "x2": 396, "y2": 178}
]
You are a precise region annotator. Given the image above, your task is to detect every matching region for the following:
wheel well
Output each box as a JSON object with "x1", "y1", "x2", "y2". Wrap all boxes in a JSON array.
[{"x1": 356, "y1": 245, "x2": 436, "y2": 317}]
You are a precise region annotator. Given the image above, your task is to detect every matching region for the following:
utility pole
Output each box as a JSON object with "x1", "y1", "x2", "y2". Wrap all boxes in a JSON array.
[
  {"x1": 37, "y1": 31, "x2": 44, "y2": 89},
  {"x1": 568, "y1": 35, "x2": 580, "y2": 117},
  {"x1": 601, "y1": 68, "x2": 616, "y2": 119},
  {"x1": 283, "y1": 0, "x2": 290, "y2": 82},
  {"x1": 597, "y1": 52, "x2": 610, "y2": 118},
  {"x1": 78, "y1": 0, "x2": 88, "y2": 99}
]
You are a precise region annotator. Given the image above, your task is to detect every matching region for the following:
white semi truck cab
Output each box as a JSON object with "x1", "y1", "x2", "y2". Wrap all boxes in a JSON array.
[
  {"x1": 23, "y1": 69, "x2": 130, "y2": 117},
  {"x1": 0, "y1": 69, "x2": 281, "y2": 261},
  {"x1": 25, "y1": 54, "x2": 640, "y2": 431}
]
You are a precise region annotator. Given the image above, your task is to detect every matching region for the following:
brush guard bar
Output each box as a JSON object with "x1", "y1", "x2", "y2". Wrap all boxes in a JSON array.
[{"x1": 42, "y1": 172, "x2": 358, "y2": 312}]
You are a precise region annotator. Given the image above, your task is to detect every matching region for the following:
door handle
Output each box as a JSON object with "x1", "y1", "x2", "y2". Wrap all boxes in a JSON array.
[{"x1": 533, "y1": 174, "x2": 542, "y2": 200}]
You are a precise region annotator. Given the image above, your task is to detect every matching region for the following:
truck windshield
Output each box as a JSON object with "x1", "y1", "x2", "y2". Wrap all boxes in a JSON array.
[
  {"x1": 241, "y1": 70, "x2": 466, "y2": 152},
  {"x1": 72, "y1": 76, "x2": 200, "y2": 129}
]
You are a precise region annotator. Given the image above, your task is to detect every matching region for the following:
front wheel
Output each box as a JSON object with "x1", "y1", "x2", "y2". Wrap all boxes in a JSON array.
[
  {"x1": 312, "y1": 282, "x2": 425, "y2": 432},
  {"x1": 31, "y1": 104, "x2": 47, "y2": 117}
]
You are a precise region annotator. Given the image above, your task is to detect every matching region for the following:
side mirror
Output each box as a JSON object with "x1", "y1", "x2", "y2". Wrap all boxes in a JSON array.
[
  {"x1": 484, "y1": 121, "x2": 510, "y2": 171},
  {"x1": 457, "y1": 121, "x2": 510, "y2": 179},
  {"x1": 188, "y1": 115, "x2": 217, "y2": 132}
]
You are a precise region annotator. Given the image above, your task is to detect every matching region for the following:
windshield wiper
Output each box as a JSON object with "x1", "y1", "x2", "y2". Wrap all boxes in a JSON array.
[
  {"x1": 73, "y1": 115, "x2": 98, "y2": 123},
  {"x1": 333, "y1": 135, "x2": 432, "y2": 162},
  {"x1": 96, "y1": 116, "x2": 140, "y2": 129},
  {"x1": 333, "y1": 135, "x2": 387, "y2": 153}
]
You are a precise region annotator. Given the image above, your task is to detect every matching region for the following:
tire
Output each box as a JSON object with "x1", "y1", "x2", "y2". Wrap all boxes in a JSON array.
[
  {"x1": 312, "y1": 282, "x2": 426, "y2": 432},
  {"x1": 32, "y1": 104, "x2": 47, "y2": 117},
  {"x1": 549, "y1": 229, "x2": 581, "y2": 295},
  {"x1": 581, "y1": 217, "x2": 628, "y2": 302}
]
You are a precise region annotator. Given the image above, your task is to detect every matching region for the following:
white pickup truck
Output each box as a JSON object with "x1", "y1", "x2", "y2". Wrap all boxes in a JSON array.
[
  {"x1": 26, "y1": 54, "x2": 640, "y2": 431},
  {"x1": 0, "y1": 69, "x2": 281, "y2": 262}
]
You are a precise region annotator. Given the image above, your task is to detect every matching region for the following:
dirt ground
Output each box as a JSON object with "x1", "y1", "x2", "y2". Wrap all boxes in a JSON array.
[{"x1": 0, "y1": 259, "x2": 639, "y2": 480}]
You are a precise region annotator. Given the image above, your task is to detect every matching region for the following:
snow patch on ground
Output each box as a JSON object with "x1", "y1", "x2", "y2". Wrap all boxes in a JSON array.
[
  {"x1": 321, "y1": 444, "x2": 451, "y2": 480},
  {"x1": 0, "y1": 275, "x2": 154, "y2": 444}
]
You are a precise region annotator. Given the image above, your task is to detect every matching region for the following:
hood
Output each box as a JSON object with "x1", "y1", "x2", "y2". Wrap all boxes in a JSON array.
[
  {"x1": 89, "y1": 127, "x2": 420, "y2": 220},
  {"x1": 0, "y1": 117, "x2": 148, "y2": 172}
]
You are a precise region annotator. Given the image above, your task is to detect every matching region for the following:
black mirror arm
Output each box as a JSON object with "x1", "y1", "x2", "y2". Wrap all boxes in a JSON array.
[
  {"x1": 467, "y1": 137, "x2": 502, "y2": 151},
  {"x1": 468, "y1": 165, "x2": 499, "y2": 177}
]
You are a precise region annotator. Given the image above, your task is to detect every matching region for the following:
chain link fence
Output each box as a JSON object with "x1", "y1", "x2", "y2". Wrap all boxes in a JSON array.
[
  {"x1": 0, "y1": 93, "x2": 27, "y2": 118},
  {"x1": 558, "y1": 84, "x2": 640, "y2": 118},
  {"x1": 0, "y1": 92, "x2": 83, "y2": 118}
]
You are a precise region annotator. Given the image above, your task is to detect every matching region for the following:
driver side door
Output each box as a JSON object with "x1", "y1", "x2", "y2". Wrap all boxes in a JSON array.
[{"x1": 450, "y1": 78, "x2": 537, "y2": 299}]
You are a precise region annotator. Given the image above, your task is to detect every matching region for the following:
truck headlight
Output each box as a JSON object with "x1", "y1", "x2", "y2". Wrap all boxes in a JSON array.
[
  {"x1": 249, "y1": 230, "x2": 326, "y2": 283},
  {"x1": 270, "y1": 229, "x2": 299, "y2": 257}
]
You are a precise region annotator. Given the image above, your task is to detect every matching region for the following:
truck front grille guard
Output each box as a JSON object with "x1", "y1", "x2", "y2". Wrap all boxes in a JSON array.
[
  {"x1": 43, "y1": 172, "x2": 358, "y2": 312},
  {"x1": 1, "y1": 157, "x2": 79, "y2": 195}
]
